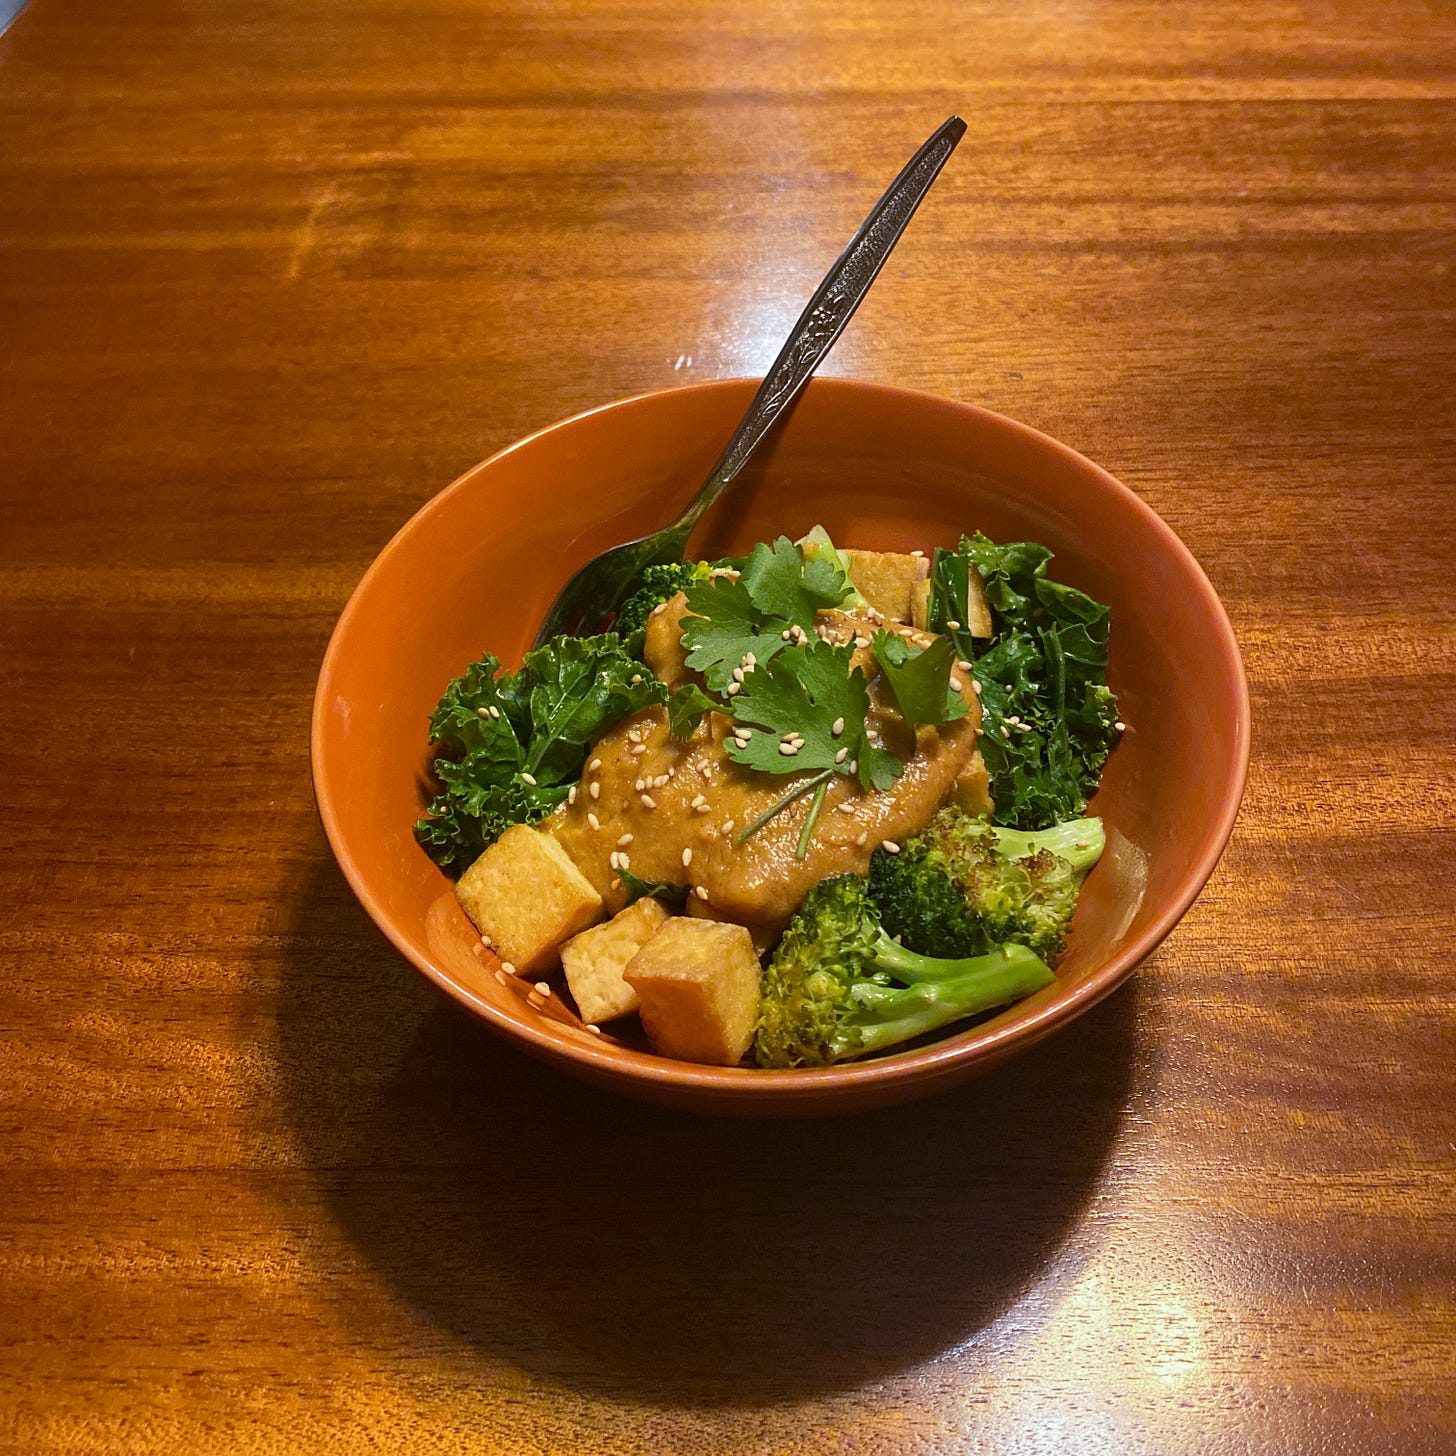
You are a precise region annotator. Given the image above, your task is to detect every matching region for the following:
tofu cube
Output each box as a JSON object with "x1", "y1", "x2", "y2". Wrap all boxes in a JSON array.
[
  {"x1": 623, "y1": 918, "x2": 762, "y2": 1066},
  {"x1": 843, "y1": 549, "x2": 930, "y2": 623},
  {"x1": 455, "y1": 824, "x2": 603, "y2": 974},
  {"x1": 559, "y1": 897, "x2": 669, "y2": 1025}
]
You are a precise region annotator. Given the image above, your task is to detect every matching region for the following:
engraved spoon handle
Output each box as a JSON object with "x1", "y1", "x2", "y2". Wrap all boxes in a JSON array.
[{"x1": 667, "y1": 114, "x2": 967, "y2": 544}]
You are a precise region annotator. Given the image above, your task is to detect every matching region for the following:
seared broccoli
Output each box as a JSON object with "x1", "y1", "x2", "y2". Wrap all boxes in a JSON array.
[
  {"x1": 870, "y1": 807, "x2": 1105, "y2": 963},
  {"x1": 614, "y1": 560, "x2": 713, "y2": 644},
  {"x1": 754, "y1": 875, "x2": 1053, "y2": 1068}
]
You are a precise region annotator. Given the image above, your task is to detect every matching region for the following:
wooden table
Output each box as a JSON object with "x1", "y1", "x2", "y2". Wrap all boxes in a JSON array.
[{"x1": 4, "y1": 2, "x2": 1454, "y2": 1451}]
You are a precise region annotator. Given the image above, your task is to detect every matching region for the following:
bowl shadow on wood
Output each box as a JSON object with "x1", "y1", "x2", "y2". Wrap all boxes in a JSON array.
[{"x1": 271, "y1": 851, "x2": 1140, "y2": 1408}]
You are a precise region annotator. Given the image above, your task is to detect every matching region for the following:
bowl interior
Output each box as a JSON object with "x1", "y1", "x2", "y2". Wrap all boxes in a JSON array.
[{"x1": 312, "y1": 378, "x2": 1248, "y2": 1114}]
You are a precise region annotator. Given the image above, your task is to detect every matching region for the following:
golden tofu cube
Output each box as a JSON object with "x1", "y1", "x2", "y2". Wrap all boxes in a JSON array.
[
  {"x1": 843, "y1": 549, "x2": 930, "y2": 623},
  {"x1": 910, "y1": 577, "x2": 932, "y2": 631},
  {"x1": 623, "y1": 918, "x2": 762, "y2": 1066},
  {"x1": 559, "y1": 897, "x2": 669, "y2": 1025},
  {"x1": 686, "y1": 893, "x2": 778, "y2": 958},
  {"x1": 455, "y1": 824, "x2": 603, "y2": 974}
]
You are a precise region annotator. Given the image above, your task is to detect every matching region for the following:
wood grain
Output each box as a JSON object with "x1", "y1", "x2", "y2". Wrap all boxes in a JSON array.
[{"x1": 3, "y1": 1, "x2": 1454, "y2": 1452}]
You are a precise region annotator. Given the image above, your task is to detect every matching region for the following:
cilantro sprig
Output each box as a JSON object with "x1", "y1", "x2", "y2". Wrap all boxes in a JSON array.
[
  {"x1": 680, "y1": 537, "x2": 853, "y2": 691},
  {"x1": 870, "y1": 631, "x2": 969, "y2": 737}
]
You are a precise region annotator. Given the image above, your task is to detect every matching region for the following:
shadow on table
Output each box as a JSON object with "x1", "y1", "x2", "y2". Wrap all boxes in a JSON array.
[{"x1": 271, "y1": 853, "x2": 1141, "y2": 1407}]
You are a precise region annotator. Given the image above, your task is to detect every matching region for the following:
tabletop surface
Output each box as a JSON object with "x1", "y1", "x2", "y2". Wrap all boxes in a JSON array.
[{"x1": 3, "y1": 2, "x2": 1454, "y2": 1453}]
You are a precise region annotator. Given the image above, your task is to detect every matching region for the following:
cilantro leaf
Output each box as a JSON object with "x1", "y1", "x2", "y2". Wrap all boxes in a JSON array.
[
  {"x1": 737, "y1": 536, "x2": 852, "y2": 623},
  {"x1": 871, "y1": 631, "x2": 969, "y2": 736},
  {"x1": 666, "y1": 682, "x2": 718, "y2": 740},
  {"x1": 680, "y1": 576, "x2": 795, "y2": 692},
  {"x1": 680, "y1": 537, "x2": 853, "y2": 692},
  {"x1": 724, "y1": 638, "x2": 903, "y2": 795},
  {"x1": 618, "y1": 868, "x2": 689, "y2": 908}
]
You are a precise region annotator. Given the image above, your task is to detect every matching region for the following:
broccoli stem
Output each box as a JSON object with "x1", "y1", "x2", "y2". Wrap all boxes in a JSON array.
[
  {"x1": 989, "y1": 817, "x2": 1106, "y2": 876},
  {"x1": 843, "y1": 943, "x2": 1055, "y2": 1058}
]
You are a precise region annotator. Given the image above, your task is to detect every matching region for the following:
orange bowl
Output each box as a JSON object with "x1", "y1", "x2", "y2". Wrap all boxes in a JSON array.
[{"x1": 312, "y1": 378, "x2": 1249, "y2": 1116}]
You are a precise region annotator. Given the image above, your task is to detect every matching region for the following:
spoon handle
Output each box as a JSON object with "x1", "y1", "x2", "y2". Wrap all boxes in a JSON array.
[{"x1": 671, "y1": 114, "x2": 967, "y2": 542}]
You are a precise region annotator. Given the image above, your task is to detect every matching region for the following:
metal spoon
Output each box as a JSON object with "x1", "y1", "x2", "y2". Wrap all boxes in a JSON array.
[{"x1": 531, "y1": 114, "x2": 966, "y2": 648}]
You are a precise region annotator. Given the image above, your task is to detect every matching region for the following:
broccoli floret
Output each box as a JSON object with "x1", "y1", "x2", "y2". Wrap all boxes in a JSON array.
[
  {"x1": 870, "y1": 807, "x2": 1105, "y2": 963},
  {"x1": 614, "y1": 560, "x2": 713, "y2": 644},
  {"x1": 753, "y1": 875, "x2": 1053, "y2": 1068}
]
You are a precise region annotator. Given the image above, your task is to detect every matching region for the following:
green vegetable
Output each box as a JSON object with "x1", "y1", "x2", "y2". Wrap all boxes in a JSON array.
[
  {"x1": 796, "y1": 525, "x2": 868, "y2": 609},
  {"x1": 870, "y1": 630, "x2": 968, "y2": 736},
  {"x1": 680, "y1": 536, "x2": 852, "y2": 691},
  {"x1": 665, "y1": 682, "x2": 718, "y2": 740},
  {"x1": 869, "y1": 805, "x2": 1105, "y2": 962},
  {"x1": 415, "y1": 634, "x2": 668, "y2": 869},
  {"x1": 614, "y1": 560, "x2": 713, "y2": 646},
  {"x1": 618, "y1": 867, "x2": 689, "y2": 908},
  {"x1": 928, "y1": 533, "x2": 1120, "y2": 830},
  {"x1": 754, "y1": 874, "x2": 1054, "y2": 1068}
]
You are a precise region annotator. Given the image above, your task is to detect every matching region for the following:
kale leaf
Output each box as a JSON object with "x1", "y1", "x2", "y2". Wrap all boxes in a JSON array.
[{"x1": 415, "y1": 634, "x2": 668, "y2": 870}]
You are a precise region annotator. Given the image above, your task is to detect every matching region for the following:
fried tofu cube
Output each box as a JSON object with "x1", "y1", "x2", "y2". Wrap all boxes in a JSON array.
[
  {"x1": 559, "y1": 897, "x2": 669, "y2": 1025},
  {"x1": 455, "y1": 824, "x2": 603, "y2": 974},
  {"x1": 910, "y1": 577, "x2": 932, "y2": 631},
  {"x1": 623, "y1": 918, "x2": 762, "y2": 1066},
  {"x1": 843, "y1": 549, "x2": 930, "y2": 623},
  {"x1": 686, "y1": 893, "x2": 778, "y2": 958}
]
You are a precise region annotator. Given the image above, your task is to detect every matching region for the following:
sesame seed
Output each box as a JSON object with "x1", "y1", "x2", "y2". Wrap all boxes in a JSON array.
[
  {"x1": 589, "y1": 758, "x2": 601, "y2": 773},
  {"x1": 856, "y1": 831, "x2": 869, "y2": 846},
  {"x1": 476, "y1": 707, "x2": 491, "y2": 718},
  {"x1": 588, "y1": 811, "x2": 601, "y2": 830},
  {"x1": 488, "y1": 706, "x2": 501, "y2": 719},
  {"x1": 630, "y1": 743, "x2": 646, "y2": 757},
  {"x1": 831, "y1": 717, "x2": 845, "y2": 736},
  {"x1": 744, "y1": 653, "x2": 756, "y2": 666},
  {"x1": 732, "y1": 667, "x2": 744, "y2": 682},
  {"x1": 608, "y1": 851, "x2": 619, "y2": 869},
  {"x1": 1115, "y1": 720, "x2": 1127, "y2": 732},
  {"x1": 611, "y1": 876, "x2": 623, "y2": 891},
  {"x1": 779, "y1": 742, "x2": 800, "y2": 756},
  {"x1": 972, "y1": 680, "x2": 983, "y2": 695},
  {"x1": 634, "y1": 778, "x2": 646, "y2": 792},
  {"x1": 519, "y1": 772, "x2": 537, "y2": 786},
  {"x1": 681, "y1": 848, "x2": 693, "y2": 867},
  {"x1": 650, "y1": 601, "x2": 667, "y2": 616},
  {"x1": 781, "y1": 628, "x2": 793, "y2": 641},
  {"x1": 847, "y1": 759, "x2": 858, "y2": 775},
  {"x1": 690, "y1": 793, "x2": 707, "y2": 808},
  {"x1": 500, "y1": 961, "x2": 517, "y2": 976},
  {"x1": 589, "y1": 781, "x2": 601, "y2": 800},
  {"x1": 695, "y1": 885, "x2": 710, "y2": 901},
  {"x1": 630, "y1": 674, "x2": 643, "y2": 684},
  {"x1": 494, "y1": 968, "x2": 511, "y2": 985},
  {"x1": 617, "y1": 832, "x2": 633, "y2": 847},
  {"x1": 641, "y1": 794, "x2": 657, "y2": 809},
  {"x1": 910, "y1": 549, "x2": 925, "y2": 558},
  {"x1": 1000, "y1": 726, "x2": 1010, "y2": 738},
  {"x1": 695, "y1": 803, "x2": 711, "y2": 814},
  {"x1": 534, "y1": 981, "x2": 551, "y2": 997},
  {"x1": 882, "y1": 840, "x2": 901, "y2": 854},
  {"x1": 855, "y1": 635, "x2": 872, "y2": 649},
  {"x1": 946, "y1": 619, "x2": 962, "y2": 631},
  {"x1": 726, "y1": 682, "x2": 741, "y2": 696},
  {"x1": 958, "y1": 659, "x2": 974, "y2": 672},
  {"x1": 835, "y1": 747, "x2": 849, "y2": 763},
  {"x1": 653, "y1": 773, "x2": 670, "y2": 788},
  {"x1": 567, "y1": 784, "x2": 578, "y2": 805},
  {"x1": 586, "y1": 1023, "x2": 602, "y2": 1034}
]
